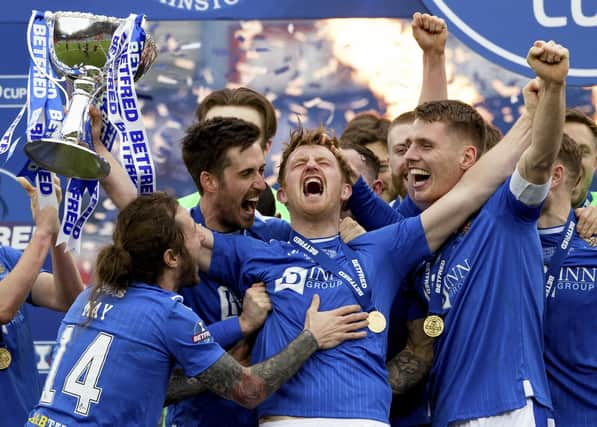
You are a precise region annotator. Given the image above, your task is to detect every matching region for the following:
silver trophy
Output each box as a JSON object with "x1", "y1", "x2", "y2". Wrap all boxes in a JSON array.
[{"x1": 24, "y1": 11, "x2": 157, "y2": 180}]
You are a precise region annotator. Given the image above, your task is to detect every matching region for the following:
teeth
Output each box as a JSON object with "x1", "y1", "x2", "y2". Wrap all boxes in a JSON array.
[
  {"x1": 306, "y1": 177, "x2": 322, "y2": 185},
  {"x1": 410, "y1": 168, "x2": 431, "y2": 176},
  {"x1": 246, "y1": 197, "x2": 259, "y2": 202}
]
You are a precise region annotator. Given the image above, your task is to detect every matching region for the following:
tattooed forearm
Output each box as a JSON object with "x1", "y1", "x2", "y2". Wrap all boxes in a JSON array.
[
  {"x1": 387, "y1": 347, "x2": 432, "y2": 395},
  {"x1": 165, "y1": 330, "x2": 318, "y2": 408},
  {"x1": 165, "y1": 368, "x2": 210, "y2": 406},
  {"x1": 243, "y1": 329, "x2": 318, "y2": 405}
]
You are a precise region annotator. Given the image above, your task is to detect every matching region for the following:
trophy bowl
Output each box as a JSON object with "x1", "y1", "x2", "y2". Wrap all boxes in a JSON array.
[{"x1": 24, "y1": 11, "x2": 157, "y2": 180}]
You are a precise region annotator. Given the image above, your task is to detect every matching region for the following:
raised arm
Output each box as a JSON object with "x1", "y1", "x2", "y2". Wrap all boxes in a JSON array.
[
  {"x1": 165, "y1": 295, "x2": 368, "y2": 407},
  {"x1": 421, "y1": 41, "x2": 568, "y2": 252},
  {"x1": 517, "y1": 40, "x2": 568, "y2": 185},
  {"x1": 0, "y1": 179, "x2": 56, "y2": 323},
  {"x1": 421, "y1": 110, "x2": 532, "y2": 251},
  {"x1": 89, "y1": 105, "x2": 137, "y2": 210},
  {"x1": 414, "y1": 12, "x2": 448, "y2": 104},
  {"x1": 18, "y1": 177, "x2": 84, "y2": 312}
]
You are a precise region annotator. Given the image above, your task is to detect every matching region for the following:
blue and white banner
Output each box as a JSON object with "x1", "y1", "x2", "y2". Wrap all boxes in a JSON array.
[
  {"x1": 1, "y1": 0, "x2": 423, "y2": 22},
  {"x1": 422, "y1": 0, "x2": 597, "y2": 86}
]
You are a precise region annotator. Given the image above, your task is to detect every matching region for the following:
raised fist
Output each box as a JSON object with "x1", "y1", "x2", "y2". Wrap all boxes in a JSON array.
[
  {"x1": 526, "y1": 40, "x2": 569, "y2": 84},
  {"x1": 412, "y1": 12, "x2": 448, "y2": 55}
]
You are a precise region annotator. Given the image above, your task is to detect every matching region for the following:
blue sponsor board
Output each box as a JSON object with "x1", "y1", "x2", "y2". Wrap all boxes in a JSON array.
[
  {"x1": 422, "y1": 0, "x2": 597, "y2": 86},
  {"x1": 1, "y1": 0, "x2": 423, "y2": 22},
  {"x1": 0, "y1": 75, "x2": 27, "y2": 108}
]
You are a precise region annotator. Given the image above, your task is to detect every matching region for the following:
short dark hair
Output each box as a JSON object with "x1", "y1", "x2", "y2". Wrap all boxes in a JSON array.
[
  {"x1": 391, "y1": 110, "x2": 416, "y2": 128},
  {"x1": 559, "y1": 133, "x2": 584, "y2": 191},
  {"x1": 181, "y1": 117, "x2": 261, "y2": 194},
  {"x1": 197, "y1": 87, "x2": 277, "y2": 148},
  {"x1": 565, "y1": 108, "x2": 597, "y2": 150},
  {"x1": 484, "y1": 122, "x2": 503, "y2": 150},
  {"x1": 415, "y1": 100, "x2": 487, "y2": 155},
  {"x1": 340, "y1": 141, "x2": 381, "y2": 182},
  {"x1": 278, "y1": 127, "x2": 352, "y2": 188},
  {"x1": 340, "y1": 111, "x2": 390, "y2": 147}
]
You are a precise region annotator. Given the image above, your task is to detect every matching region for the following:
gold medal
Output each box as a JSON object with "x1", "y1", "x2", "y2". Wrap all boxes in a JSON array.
[
  {"x1": 423, "y1": 315, "x2": 444, "y2": 338},
  {"x1": 0, "y1": 348, "x2": 11, "y2": 370},
  {"x1": 367, "y1": 310, "x2": 387, "y2": 333}
]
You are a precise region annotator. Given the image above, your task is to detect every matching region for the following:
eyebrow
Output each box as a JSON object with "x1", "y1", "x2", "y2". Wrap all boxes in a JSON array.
[{"x1": 407, "y1": 137, "x2": 435, "y2": 145}]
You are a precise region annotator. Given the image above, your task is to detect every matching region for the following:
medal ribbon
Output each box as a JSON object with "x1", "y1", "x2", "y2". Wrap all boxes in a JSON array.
[
  {"x1": 544, "y1": 210, "x2": 576, "y2": 298},
  {"x1": 423, "y1": 256, "x2": 446, "y2": 316},
  {"x1": 289, "y1": 230, "x2": 375, "y2": 312}
]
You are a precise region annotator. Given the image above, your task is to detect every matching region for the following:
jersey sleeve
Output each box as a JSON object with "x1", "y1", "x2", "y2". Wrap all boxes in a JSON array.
[
  {"x1": 252, "y1": 213, "x2": 292, "y2": 241},
  {"x1": 351, "y1": 216, "x2": 431, "y2": 285},
  {"x1": 0, "y1": 246, "x2": 47, "y2": 305},
  {"x1": 163, "y1": 301, "x2": 226, "y2": 378},
  {"x1": 208, "y1": 233, "x2": 267, "y2": 296},
  {"x1": 207, "y1": 317, "x2": 244, "y2": 350},
  {"x1": 489, "y1": 176, "x2": 543, "y2": 223},
  {"x1": 382, "y1": 216, "x2": 431, "y2": 274},
  {"x1": 348, "y1": 177, "x2": 404, "y2": 230},
  {"x1": 1, "y1": 245, "x2": 22, "y2": 270}
]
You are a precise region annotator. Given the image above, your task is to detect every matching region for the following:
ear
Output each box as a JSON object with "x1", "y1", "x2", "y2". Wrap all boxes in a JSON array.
[
  {"x1": 277, "y1": 186, "x2": 288, "y2": 204},
  {"x1": 551, "y1": 164, "x2": 565, "y2": 189},
  {"x1": 459, "y1": 145, "x2": 478, "y2": 171},
  {"x1": 340, "y1": 182, "x2": 353, "y2": 202},
  {"x1": 264, "y1": 139, "x2": 273, "y2": 155},
  {"x1": 200, "y1": 171, "x2": 218, "y2": 194},
  {"x1": 163, "y1": 248, "x2": 179, "y2": 269},
  {"x1": 372, "y1": 179, "x2": 384, "y2": 196}
]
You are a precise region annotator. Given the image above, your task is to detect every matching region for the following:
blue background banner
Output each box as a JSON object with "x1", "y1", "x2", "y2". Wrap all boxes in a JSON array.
[
  {"x1": 0, "y1": 0, "x2": 426, "y2": 22},
  {"x1": 422, "y1": 0, "x2": 597, "y2": 86}
]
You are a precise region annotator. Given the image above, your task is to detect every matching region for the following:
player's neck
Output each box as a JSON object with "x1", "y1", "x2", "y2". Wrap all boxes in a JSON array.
[
  {"x1": 539, "y1": 190, "x2": 571, "y2": 228},
  {"x1": 199, "y1": 195, "x2": 237, "y2": 233},
  {"x1": 291, "y1": 215, "x2": 340, "y2": 240},
  {"x1": 158, "y1": 271, "x2": 178, "y2": 293}
]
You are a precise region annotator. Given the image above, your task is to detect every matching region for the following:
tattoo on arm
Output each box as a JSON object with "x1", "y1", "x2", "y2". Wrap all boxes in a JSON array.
[
  {"x1": 165, "y1": 330, "x2": 318, "y2": 408},
  {"x1": 387, "y1": 318, "x2": 434, "y2": 395},
  {"x1": 387, "y1": 347, "x2": 432, "y2": 395}
]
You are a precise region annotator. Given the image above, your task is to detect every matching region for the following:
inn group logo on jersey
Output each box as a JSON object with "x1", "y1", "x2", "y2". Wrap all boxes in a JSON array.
[
  {"x1": 275, "y1": 266, "x2": 307, "y2": 295},
  {"x1": 158, "y1": 0, "x2": 241, "y2": 13},
  {"x1": 421, "y1": 0, "x2": 597, "y2": 86}
]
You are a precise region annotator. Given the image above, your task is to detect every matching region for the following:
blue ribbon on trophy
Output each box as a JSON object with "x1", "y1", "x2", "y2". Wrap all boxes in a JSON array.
[
  {"x1": 0, "y1": 10, "x2": 157, "y2": 253},
  {"x1": 19, "y1": 10, "x2": 63, "y2": 212},
  {"x1": 105, "y1": 14, "x2": 156, "y2": 194}
]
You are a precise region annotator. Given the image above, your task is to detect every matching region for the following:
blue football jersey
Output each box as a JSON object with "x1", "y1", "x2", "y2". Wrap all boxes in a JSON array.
[
  {"x1": 540, "y1": 220, "x2": 597, "y2": 427},
  {"x1": 208, "y1": 216, "x2": 430, "y2": 422},
  {"x1": 26, "y1": 284, "x2": 224, "y2": 427},
  {"x1": 349, "y1": 179, "x2": 429, "y2": 426},
  {"x1": 167, "y1": 205, "x2": 291, "y2": 427},
  {"x1": 0, "y1": 246, "x2": 42, "y2": 427},
  {"x1": 415, "y1": 178, "x2": 551, "y2": 426}
]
